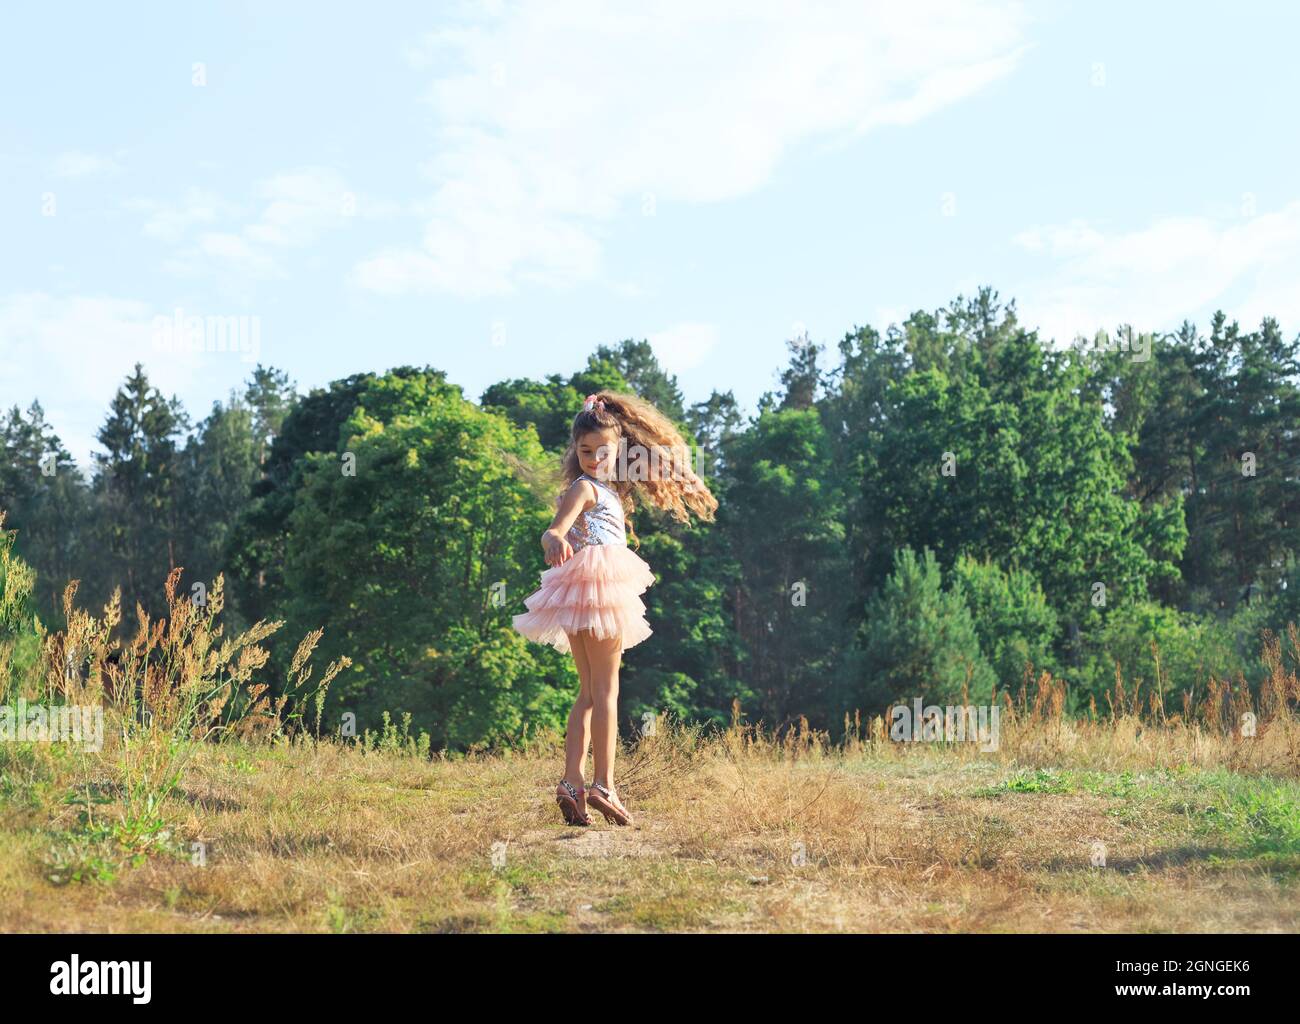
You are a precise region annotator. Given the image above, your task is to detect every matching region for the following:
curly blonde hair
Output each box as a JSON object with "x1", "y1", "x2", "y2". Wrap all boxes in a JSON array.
[{"x1": 562, "y1": 390, "x2": 718, "y2": 544}]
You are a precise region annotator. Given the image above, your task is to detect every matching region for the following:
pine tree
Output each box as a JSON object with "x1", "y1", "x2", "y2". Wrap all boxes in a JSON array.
[{"x1": 92, "y1": 363, "x2": 188, "y2": 619}]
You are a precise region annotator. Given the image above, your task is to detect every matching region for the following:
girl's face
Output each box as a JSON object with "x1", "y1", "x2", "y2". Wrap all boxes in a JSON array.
[{"x1": 577, "y1": 427, "x2": 620, "y2": 480}]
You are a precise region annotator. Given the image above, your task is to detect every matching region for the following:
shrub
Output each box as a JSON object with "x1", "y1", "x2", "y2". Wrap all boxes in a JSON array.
[
  {"x1": 1073, "y1": 599, "x2": 1266, "y2": 708},
  {"x1": 854, "y1": 546, "x2": 996, "y2": 710},
  {"x1": 0, "y1": 511, "x2": 42, "y2": 699},
  {"x1": 950, "y1": 553, "x2": 1058, "y2": 690}
]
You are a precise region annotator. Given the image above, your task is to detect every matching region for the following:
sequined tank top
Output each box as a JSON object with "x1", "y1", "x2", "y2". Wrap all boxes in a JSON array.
[{"x1": 564, "y1": 474, "x2": 628, "y2": 550}]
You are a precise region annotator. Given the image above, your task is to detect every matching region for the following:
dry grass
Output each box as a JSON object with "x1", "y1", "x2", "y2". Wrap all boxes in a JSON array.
[
  {"x1": 1, "y1": 705, "x2": 1296, "y2": 933},
  {"x1": 2, "y1": 552, "x2": 1297, "y2": 933}
]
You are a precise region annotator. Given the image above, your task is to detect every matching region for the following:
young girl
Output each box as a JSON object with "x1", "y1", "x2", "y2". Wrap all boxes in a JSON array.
[{"x1": 512, "y1": 390, "x2": 718, "y2": 827}]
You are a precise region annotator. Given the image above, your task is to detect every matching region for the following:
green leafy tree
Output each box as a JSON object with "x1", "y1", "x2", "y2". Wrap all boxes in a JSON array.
[
  {"x1": 1184, "y1": 315, "x2": 1300, "y2": 610},
  {"x1": 950, "y1": 554, "x2": 1058, "y2": 690},
  {"x1": 777, "y1": 334, "x2": 823, "y2": 411},
  {"x1": 686, "y1": 389, "x2": 744, "y2": 477},
  {"x1": 0, "y1": 401, "x2": 89, "y2": 623},
  {"x1": 91, "y1": 363, "x2": 189, "y2": 620},
  {"x1": 243, "y1": 364, "x2": 296, "y2": 464},
  {"x1": 618, "y1": 503, "x2": 748, "y2": 733},
  {"x1": 277, "y1": 368, "x2": 574, "y2": 747},
  {"x1": 1075, "y1": 598, "x2": 1271, "y2": 707},
  {"x1": 584, "y1": 339, "x2": 685, "y2": 423},
  {"x1": 177, "y1": 392, "x2": 263, "y2": 599},
  {"x1": 0, "y1": 514, "x2": 42, "y2": 689},
  {"x1": 227, "y1": 372, "x2": 371, "y2": 629},
  {"x1": 723, "y1": 406, "x2": 850, "y2": 728},
  {"x1": 1102, "y1": 315, "x2": 1300, "y2": 614},
  {"x1": 855, "y1": 318, "x2": 1185, "y2": 662},
  {"x1": 851, "y1": 547, "x2": 996, "y2": 711},
  {"x1": 480, "y1": 375, "x2": 586, "y2": 451}
]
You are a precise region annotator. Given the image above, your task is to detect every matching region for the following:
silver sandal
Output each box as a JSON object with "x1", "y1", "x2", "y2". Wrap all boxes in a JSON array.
[
  {"x1": 586, "y1": 780, "x2": 634, "y2": 826},
  {"x1": 555, "y1": 779, "x2": 590, "y2": 826}
]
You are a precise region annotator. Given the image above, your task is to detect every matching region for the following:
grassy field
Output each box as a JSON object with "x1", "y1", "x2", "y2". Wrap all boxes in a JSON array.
[
  {"x1": 2, "y1": 564, "x2": 1296, "y2": 933},
  {"x1": 2, "y1": 706, "x2": 1298, "y2": 934}
]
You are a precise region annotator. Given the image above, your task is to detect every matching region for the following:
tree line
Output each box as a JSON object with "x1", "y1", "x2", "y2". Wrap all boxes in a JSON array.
[{"x1": 4, "y1": 286, "x2": 1299, "y2": 747}]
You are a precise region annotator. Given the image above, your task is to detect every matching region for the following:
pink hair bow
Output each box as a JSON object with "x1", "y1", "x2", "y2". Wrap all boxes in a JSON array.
[{"x1": 583, "y1": 394, "x2": 605, "y2": 412}]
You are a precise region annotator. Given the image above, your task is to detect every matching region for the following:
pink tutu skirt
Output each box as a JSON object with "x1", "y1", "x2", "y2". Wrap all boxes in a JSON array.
[{"x1": 512, "y1": 543, "x2": 656, "y2": 653}]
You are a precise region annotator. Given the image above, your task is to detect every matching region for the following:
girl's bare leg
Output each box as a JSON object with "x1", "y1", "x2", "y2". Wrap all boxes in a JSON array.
[
  {"x1": 562, "y1": 631, "x2": 594, "y2": 797},
  {"x1": 585, "y1": 632, "x2": 627, "y2": 807}
]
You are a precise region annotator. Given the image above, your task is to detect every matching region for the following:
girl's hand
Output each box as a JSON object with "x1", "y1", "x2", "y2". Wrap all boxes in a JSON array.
[
  {"x1": 541, "y1": 529, "x2": 573, "y2": 567},
  {"x1": 539, "y1": 479, "x2": 593, "y2": 566}
]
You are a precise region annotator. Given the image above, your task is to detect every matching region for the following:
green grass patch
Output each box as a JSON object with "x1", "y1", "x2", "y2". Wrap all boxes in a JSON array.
[
  {"x1": 39, "y1": 783, "x2": 189, "y2": 885},
  {"x1": 973, "y1": 767, "x2": 1075, "y2": 796},
  {"x1": 1198, "y1": 777, "x2": 1300, "y2": 856}
]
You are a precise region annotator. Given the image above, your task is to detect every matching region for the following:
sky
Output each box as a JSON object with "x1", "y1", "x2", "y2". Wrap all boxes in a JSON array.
[{"x1": 3, "y1": 0, "x2": 1299, "y2": 469}]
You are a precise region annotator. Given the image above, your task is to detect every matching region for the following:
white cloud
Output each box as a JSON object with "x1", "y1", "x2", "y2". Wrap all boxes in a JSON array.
[
  {"x1": 1011, "y1": 220, "x2": 1106, "y2": 255},
  {"x1": 647, "y1": 323, "x2": 720, "y2": 374},
  {"x1": 362, "y1": 0, "x2": 1033, "y2": 298},
  {"x1": 1012, "y1": 201, "x2": 1300, "y2": 344},
  {"x1": 245, "y1": 169, "x2": 361, "y2": 247},
  {"x1": 193, "y1": 232, "x2": 286, "y2": 280},
  {"x1": 52, "y1": 150, "x2": 123, "y2": 178},
  {"x1": 350, "y1": 249, "x2": 443, "y2": 295},
  {"x1": 122, "y1": 188, "x2": 231, "y2": 244},
  {"x1": 129, "y1": 168, "x2": 379, "y2": 285}
]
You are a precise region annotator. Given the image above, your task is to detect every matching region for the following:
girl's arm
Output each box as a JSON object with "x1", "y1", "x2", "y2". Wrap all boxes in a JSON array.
[{"x1": 541, "y1": 478, "x2": 596, "y2": 566}]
